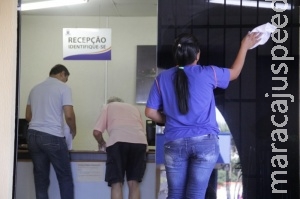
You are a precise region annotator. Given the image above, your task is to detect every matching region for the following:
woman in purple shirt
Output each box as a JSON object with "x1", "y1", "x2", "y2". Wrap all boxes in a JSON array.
[{"x1": 145, "y1": 32, "x2": 260, "y2": 199}]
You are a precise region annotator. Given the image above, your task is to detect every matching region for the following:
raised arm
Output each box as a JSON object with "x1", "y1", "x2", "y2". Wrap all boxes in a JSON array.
[{"x1": 229, "y1": 32, "x2": 262, "y2": 81}]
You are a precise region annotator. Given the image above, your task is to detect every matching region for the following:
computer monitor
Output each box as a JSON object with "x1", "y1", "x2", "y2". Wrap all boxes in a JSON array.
[
  {"x1": 18, "y1": 118, "x2": 28, "y2": 148},
  {"x1": 146, "y1": 120, "x2": 156, "y2": 146}
]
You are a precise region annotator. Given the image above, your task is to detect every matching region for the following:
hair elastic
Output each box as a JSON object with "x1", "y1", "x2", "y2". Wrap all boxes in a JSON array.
[{"x1": 178, "y1": 66, "x2": 184, "y2": 70}]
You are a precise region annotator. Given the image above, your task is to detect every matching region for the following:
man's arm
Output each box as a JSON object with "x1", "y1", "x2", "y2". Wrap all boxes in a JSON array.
[
  {"x1": 63, "y1": 105, "x2": 76, "y2": 138},
  {"x1": 25, "y1": 105, "x2": 32, "y2": 122},
  {"x1": 93, "y1": 130, "x2": 106, "y2": 151}
]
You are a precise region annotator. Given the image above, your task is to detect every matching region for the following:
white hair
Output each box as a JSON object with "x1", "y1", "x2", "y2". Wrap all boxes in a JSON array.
[{"x1": 107, "y1": 96, "x2": 124, "y2": 104}]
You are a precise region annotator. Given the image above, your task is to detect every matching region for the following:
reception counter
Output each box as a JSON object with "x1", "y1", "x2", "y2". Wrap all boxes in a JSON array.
[
  {"x1": 17, "y1": 149, "x2": 155, "y2": 162},
  {"x1": 16, "y1": 150, "x2": 156, "y2": 199}
]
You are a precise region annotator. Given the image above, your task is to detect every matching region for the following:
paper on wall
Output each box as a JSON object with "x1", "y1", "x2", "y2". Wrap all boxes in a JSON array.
[{"x1": 250, "y1": 22, "x2": 277, "y2": 49}]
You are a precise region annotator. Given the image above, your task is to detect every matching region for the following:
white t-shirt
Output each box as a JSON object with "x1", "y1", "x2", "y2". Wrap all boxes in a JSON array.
[{"x1": 27, "y1": 77, "x2": 73, "y2": 137}]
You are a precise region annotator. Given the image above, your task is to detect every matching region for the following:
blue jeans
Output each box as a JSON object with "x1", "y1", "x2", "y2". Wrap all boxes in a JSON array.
[
  {"x1": 164, "y1": 134, "x2": 219, "y2": 199},
  {"x1": 27, "y1": 129, "x2": 74, "y2": 199}
]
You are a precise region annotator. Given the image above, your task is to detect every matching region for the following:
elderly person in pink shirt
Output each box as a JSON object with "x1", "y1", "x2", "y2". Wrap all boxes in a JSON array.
[{"x1": 93, "y1": 96, "x2": 148, "y2": 199}]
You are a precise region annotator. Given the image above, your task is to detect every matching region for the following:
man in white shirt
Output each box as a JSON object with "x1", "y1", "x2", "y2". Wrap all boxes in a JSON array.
[{"x1": 26, "y1": 64, "x2": 76, "y2": 199}]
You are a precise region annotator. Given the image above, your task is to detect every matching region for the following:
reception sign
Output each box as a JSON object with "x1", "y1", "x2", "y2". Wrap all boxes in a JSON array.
[{"x1": 63, "y1": 28, "x2": 111, "y2": 60}]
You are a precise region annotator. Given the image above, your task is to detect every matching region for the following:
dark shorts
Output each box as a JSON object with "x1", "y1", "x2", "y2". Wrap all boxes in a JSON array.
[{"x1": 105, "y1": 142, "x2": 147, "y2": 186}]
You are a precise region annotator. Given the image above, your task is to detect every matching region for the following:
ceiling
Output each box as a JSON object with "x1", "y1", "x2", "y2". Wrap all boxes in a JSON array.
[{"x1": 20, "y1": 0, "x2": 158, "y2": 17}]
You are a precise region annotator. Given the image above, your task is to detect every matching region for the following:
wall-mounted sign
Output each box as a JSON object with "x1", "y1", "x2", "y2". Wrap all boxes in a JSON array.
[{"x1": 63, "y1": 28, "x2": 111, "y2": 60}]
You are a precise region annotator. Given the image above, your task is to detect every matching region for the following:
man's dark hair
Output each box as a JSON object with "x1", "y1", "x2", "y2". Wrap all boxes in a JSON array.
[{"x1": 49, "y1": 64, "x2": 70, "y2": 76}]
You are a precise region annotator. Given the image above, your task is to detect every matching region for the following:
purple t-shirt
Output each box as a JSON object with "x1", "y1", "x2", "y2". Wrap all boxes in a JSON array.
[{"x1": 146, "y1": 65, "x2": 230, "y2": 143}]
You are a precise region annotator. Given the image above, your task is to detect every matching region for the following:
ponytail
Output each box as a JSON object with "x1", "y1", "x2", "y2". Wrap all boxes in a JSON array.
[
  {"x1": 174, "y1": 67, "x2": 189, "y2": 114},
  {"x1": 172, "y1": 33, "x2": 200, "y2": 114}
]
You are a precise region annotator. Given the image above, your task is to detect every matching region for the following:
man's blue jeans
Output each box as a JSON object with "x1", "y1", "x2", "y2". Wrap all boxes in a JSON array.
[
  {"x1": 164, "y1": 134, "x2": 219, "y2": 199},
  {"x1": 27, "y1": 129, "x2": 74, "y2": 199}
]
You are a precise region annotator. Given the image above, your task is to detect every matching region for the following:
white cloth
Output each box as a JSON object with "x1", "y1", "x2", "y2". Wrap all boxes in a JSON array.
[
  {"x1": 64, "y1": 124, "x2": 73, "y2": 150},
  {"x1": 250, "y1": 22, "x2": 277, "y2": 49}
]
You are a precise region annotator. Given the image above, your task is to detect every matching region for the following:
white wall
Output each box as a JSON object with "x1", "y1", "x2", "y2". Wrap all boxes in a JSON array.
[
  {"x1": 0, "y1": 0, "x2": 18, "y2": 198},
  {"x1": 19, "y1": 15, "x2": 157, "y2": 150}
]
